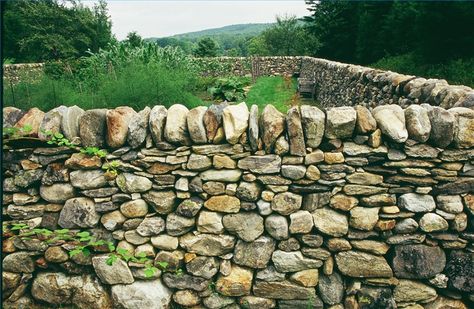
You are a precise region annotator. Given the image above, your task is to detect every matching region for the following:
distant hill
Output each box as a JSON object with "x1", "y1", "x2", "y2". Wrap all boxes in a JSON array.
[{"x1": 148, "y1": 23, "x2": 273, "y2": 42}]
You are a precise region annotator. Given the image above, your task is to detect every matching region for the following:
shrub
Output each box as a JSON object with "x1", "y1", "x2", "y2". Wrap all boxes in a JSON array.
[
  {"x1": 208, "y1": 77, "x2": 249, "y2": 102},
  {"x1": 3, "y1": 43, "x2": 203, "y2": 111}
]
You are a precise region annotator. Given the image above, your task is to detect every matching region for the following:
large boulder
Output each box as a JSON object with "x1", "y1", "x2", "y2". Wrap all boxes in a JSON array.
[
  {"x1": 61, "y1": 105, "x2": 84, "y2": 140},
  {"x1": 392, "y1": 244, "x2": 446, "y2": 279},
  {"x1": 116, "y1": 173, "x2": 152, "y2": 193},
  {"x1": 405, "y1": 105, "x2": 431, "y2": 142},
  {"x1": 3, "y1": 106, "x2": 25, "y2": 128},
  {"x1": 260, "y1": 104, "x2": 285, "y2": 152},
  {"x1": 58, "y1": 197, "x2": 100, "y2": 228},
  {"x1": 425, "y1": 105, "x2": 455, "y2": 148},
  {"x1": 14, "y1": 107, "x2": 45, "y2": 137},
  {"x1": 222, "y1": 212, "x2": 264, "y2": 242},
  {"x1": 222, "y1": 102, "x2": 249, "y2": 144},
  {"x1": 238, "y1": 155, "x2": 281, "y2": 174},
  {"x1": 216, "y1": 264, "x2": 253, "y2": 296},
  {"x1": 398, "y1": 193, "x2": 436, "y2": 213},
  {"x1": 450, "y1": 107, "x2": 474, "y2": 148},
  {"x1": 272, "y1": 250, "x2": 323, "y2": 272},
  {"x1": 393, "y1": 279, "x2": 437, "y2": 304},
  {"x1": 149, "y1": 105, "x2": 167, "y2": 144},
  {"x1": 79, "y1": 109, "x2": 107, "y2": 147},
  {"x1": 111, "y1": 279, "x2": 172, "y2": 309},
  {"x1": 187, "y1": 106, "x2": 208, "y2": 144},
  {"x1": 179, "y1": 233, "x2": 235, "y2": 256},
  {"x1": 300, "y1": 105, "x2": 325, "y2": 148},
  {"x1": 203, "y1": 102, "x2": 228, "y2": 142},
  {"x1": 372, "y1": 105, "x2": 408, "y2": 143},
  {"x1": 127, "y1": 106, "x2": 150, "y2": 148},
  {"x1": 325, "y1": 106, "x2": 356, "y2": 139},
  {"x1": 445, "y1": 250, "x2": 474, "y2": 293},
  {"x1": 31, "y1": 273, "x2": 112, "y2": 309},
  {"x1": 38, "y1": 106, "x2": 67, "y2": 140},
  {"x1": 286, "y1": 106, "x2": 306, "y2": 156},
  {"x1": 40, "y1": 183, "x2": 75, "y2": 203},
  {"x1": 355, "y1": 105, "x2": 377, "y2": 134},
  {"x1": 248, "y1": 104, "x2": 259, "y2": 151},
  {"x1": 92, "y1": 255, "x2": 134, "y2": 285},
  {"x1": 164, "y1": 104, "x2": 190, "y2": 144},
  {"x1": 312, "y1": 207, "x2": 348, "y2": 237},
  {"x1": 234, "y1": 236, "x2": 275, "y2": 269},
  {"x1": 335, "y1": 251, "x2": 393, "y2": 278}
]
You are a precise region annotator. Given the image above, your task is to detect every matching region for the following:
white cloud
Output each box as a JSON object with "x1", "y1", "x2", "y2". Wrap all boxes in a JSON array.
[{"x1": 83, "y1": 1, "x2": 309, "y2": 40}]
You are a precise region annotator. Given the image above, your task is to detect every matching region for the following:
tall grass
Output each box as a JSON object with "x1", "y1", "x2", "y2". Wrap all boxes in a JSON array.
[
  {"x1": 3, "y1": 43, "x2": 204, "y2": 111},
  {"x1": 372, "y1": 53, "x2": 474, "y2": 88}
]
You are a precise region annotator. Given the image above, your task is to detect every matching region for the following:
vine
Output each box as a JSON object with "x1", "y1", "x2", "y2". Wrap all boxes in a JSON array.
[{"x1": 4, "y1": 223, "x2": 169, "y2": 278}]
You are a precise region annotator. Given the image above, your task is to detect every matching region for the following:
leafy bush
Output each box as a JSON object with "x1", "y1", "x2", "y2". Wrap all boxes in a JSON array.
[{"x1": 208, "y1": 77, "x2": 249, "y2": 102}]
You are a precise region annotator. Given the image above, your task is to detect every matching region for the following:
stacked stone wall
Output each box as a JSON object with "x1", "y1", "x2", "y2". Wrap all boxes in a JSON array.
[{"x1": 2, "y1": 102, "x2": 474, "y2": 308}]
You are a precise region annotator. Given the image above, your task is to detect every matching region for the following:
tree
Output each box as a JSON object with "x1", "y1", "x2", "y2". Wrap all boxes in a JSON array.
[
  {"x1": 194, "y1": 37, "x2": 219, "y2": 57},
  {"x1": 126, "y1": 31, "x2": 143, "y2": 47},
  {"x1": 249, "y1": 15, "x2": 318, "y2": 56},
  {"x1": 3, "y1": 0, "x2": 115, "y2": 63}
]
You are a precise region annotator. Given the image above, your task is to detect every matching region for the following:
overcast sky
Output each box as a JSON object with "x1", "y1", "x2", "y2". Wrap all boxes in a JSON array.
[{"x1": 84, "y1": 1, "x2": 309, "y2": 40}]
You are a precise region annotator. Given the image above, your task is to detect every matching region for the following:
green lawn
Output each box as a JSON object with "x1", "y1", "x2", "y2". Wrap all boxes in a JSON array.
[{"x1": 246, "y1": 76, "x2": 297, "y2": 112}]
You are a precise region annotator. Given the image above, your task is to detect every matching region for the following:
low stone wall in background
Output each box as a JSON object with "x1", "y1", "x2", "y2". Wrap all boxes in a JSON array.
[
  {"x1": 2, "y1": 102, "x2": 474, "y2": 308},
  {"x1": 4, "y1": 56, "x2": 474, "y2": 110}
]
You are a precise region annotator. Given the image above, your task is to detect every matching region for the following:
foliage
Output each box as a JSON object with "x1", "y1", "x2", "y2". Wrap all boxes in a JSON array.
[
  {"x1": 252, "y1": 15, "x2": 319, "y2": 56},
  {"x1": 43, "y1": 131, "x2": 78, "y2": 148},
  {"x1": 80, "y1": 146, "x2": 107, "y2": 158},
  {"x1": 126, "y1": 31, "x2": 143, "y2": 48},
  {"x1": 208, "y1": 77, "x2": 248, "y2": 102},
  {"x1": 3, "y1": 43, "x2": 203, "y2": 111},
  {"x1": 3, "y1": 0, "x2": 115, "y2": 63},
  {"x1": 194, "y1": 37, "x2": 219, "y2": 57},
  {"x1": 4, "y1": 223, "x2": 168, "y2": 278},
  {"x1": 246, "y1": 76, "x2": 297, "y2": 112},
  {"x1": 303, "y1": 1, "x2": 474, "y2": 65},
  {"x1": 3, "y1": 125, "x2": 32, "y2": 139}
]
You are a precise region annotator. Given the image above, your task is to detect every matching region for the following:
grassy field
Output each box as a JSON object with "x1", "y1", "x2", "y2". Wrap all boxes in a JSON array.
[{"x1": 246, "y1": 76, "x2": 298, "y2": 112}]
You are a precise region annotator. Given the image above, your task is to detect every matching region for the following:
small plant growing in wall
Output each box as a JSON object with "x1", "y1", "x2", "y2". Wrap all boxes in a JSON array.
[{"x1": 4, "y1": 223, "x2": 167, "y2": 278}]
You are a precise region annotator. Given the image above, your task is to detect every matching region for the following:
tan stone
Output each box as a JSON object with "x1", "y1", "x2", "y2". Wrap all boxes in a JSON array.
[
  {"x1": 355, "y1": 105, "x2": 377, "y2": 134},
  {"x1": 350, "y1": 240, "x2": 389, "y2": 255},
  {"x1": 204, "y1": 195, "x2": 240, "y2": 213},
  {"x1": 106, "y1": 106, "x2": 136, "y2": 148},
  {"x1": 324, "y1": 152, "x2": 345, "y2": 164},
  {"x1": 216, "y1": 264, "x2": 253, "y2": 296},
  {"x1": 289, "y1": 269, "x2": 319, "y2": 287},
  {"x1": 65, "y1": 153, "x2": 102, "y2": 170},
  {"x1": 305, "y1": 165, "x2": 321, "y2": 181},
  {"x1": 14, "y1": 107, "x2": 45, "y2": 136},
  {"x1": 330, "y1": 194, "x2": 358, "y2": 211},
  {"x1": 213, "y1": 154, "x2": 236, "y2": 169}
]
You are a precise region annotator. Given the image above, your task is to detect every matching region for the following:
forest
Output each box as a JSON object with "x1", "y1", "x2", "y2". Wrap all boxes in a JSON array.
[{"x1": 2, "y1": 0, "x2": 474, "y2": 86}]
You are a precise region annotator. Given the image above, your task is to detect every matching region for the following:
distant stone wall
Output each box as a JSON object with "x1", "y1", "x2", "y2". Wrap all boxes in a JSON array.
[
  {"x1": 2, "y1": 63, "x2": 44, "y2": 84},
  {"x1": 4, "y1": 56, "x2": 474, "y2": 109},
  {"x1": 194, "y1": 56, "x2": 302, "y2": 77},
  {"x1": 3, "y1": 102, "x2": 474, "y2": 308}
]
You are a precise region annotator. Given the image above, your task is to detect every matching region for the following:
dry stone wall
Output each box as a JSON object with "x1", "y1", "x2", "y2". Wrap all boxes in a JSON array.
[{"x1": 3, "y1": 102, "x2": 474, "y2": 309}]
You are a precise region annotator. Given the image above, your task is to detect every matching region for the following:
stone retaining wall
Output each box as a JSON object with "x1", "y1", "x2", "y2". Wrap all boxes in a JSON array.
[{"x1": 2, "y1": 102, "x2": 474, "y2": 308}]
